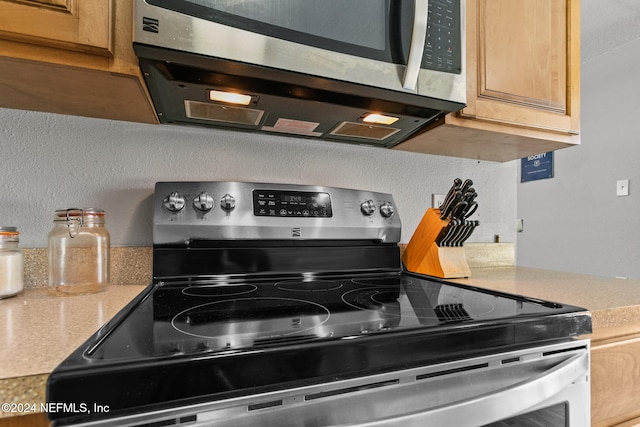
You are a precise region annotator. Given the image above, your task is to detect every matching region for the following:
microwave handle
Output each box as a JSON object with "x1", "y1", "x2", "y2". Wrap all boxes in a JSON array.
[
  {"x1": 402, "y1": 0, "x2": 429, "y2": 91},
  {"x1": 342, "y1": 350, "x2": 589, "y2": 427}
]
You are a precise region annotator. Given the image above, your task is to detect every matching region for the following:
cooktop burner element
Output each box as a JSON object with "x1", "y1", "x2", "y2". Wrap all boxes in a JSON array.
[
  {"x1": 182, "y1": 284, "x2": 257, "y2": 297},
  {"x1": 275, "y1": 279, "x2": 343, "y2": 292},
  {"x1": 46, "y1": 182, "x2": 591, "y2": 427},
  {"x1": 341, "y1": 286, "x2": 401, "y2": 312},
  {"x1": 172, "y1": 297, "x2": 332, "y2": 342},
  {"x1": 351, "y1": 277, "x2": 414, "y2": 287}
]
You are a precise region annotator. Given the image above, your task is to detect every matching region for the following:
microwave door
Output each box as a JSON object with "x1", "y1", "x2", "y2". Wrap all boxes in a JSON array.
[
  {"x1": 144, "y1": 0, "x2": 410, "y2": 64},
  {"x1": 135, "y1": 0, "x2": 465, "y2": 105}
]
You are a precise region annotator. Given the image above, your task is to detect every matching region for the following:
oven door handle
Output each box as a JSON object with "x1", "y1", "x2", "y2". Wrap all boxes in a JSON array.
[
  {"x1": 346, "y1": 351, "x2": 589, "y2": 427},
  {"x1": 402, "y1": 0, "x2": 429, "y2": 91}
]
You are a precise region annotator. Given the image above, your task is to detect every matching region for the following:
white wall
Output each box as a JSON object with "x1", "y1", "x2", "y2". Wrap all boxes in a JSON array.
[
  {"x1": 517, "y1": 36, "x2": 640, "y2": 279},
  {"x1": 0, "y1": 107, "x2": 516, "y2": 248}
]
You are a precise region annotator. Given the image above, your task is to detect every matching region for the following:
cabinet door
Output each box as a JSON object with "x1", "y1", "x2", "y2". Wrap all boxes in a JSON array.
[
  {"x1": 464, "y1": 0, "x2": 579, "y2": 134},
  {"x1": 0, "y1": 0, "x2": 113, "y2": 56},
  {"x1": 591, "y1": 333, "x2": 640, "y2": 426}
]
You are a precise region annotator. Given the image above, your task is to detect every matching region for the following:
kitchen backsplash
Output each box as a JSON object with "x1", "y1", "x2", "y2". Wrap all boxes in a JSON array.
[{"x1": 22, "y1": 247, "x2": 152, "y2": 288}]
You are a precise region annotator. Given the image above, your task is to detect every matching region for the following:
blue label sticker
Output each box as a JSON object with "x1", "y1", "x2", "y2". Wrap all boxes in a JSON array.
[{"x1": 521, "y1": 151, "x2": 554, "y2": 182}]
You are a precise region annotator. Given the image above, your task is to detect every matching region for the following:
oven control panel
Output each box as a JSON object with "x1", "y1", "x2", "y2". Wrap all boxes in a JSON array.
[
  {"x1": 153, "y1": 181, "x2": 401, "y2": 244},
  {"x1": 253, "y1": 189, "x2": 332, "y2": 218}
]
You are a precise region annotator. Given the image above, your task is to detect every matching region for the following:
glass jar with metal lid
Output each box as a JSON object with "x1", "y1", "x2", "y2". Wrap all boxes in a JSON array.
[
  {"x1": 0, "y1": 226, "x2": 24, "y2": 299},
  {"x1": 48, "y1": 208, "x2": 110, "y2": 295}
]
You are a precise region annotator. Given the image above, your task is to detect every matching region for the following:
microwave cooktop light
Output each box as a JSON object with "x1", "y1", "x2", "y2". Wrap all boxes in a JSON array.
[
  {"x1": 362, "y1": 113, "x2": 399, "y2": 125},
  {"x1": 209, "y1": 90, "x2": 252, "y2": 106}
]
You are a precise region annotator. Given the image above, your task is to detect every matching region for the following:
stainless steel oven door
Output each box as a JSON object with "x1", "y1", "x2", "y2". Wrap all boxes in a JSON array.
[{"x1": 65, "y1": 340, "x2": 589, "y2": 427}]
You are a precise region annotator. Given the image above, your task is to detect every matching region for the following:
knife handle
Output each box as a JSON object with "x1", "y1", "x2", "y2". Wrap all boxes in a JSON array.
[
  {"x1": 450, "y1": 200, "x2": 468, "y2": 220},
  {"x1": 459, "y1": 220, "x2": 480, "y2": 246},
  {"x1": 463, "y1": 188, "x2": 476, "y2": 203},
  {"x1": 440, "y1": 219, "x2": 461, "y2": 247},
  {"x1": 444, "y1": 179, "x2": 461, "y2": 200},
  {"x1": 435, "y1": 223, "x2": 452, "y2": 246},
  {"x1": 456, "y1": 221, "x2": 474, "y2": 246},
  {"x1": 449, "y1": 220, "x2": 468, "y2": 247},
  {"x1": 463, "y1": 201, "x2": 478, "y2": 219},
  {"x1": 460, "y1": 179, "x2": 473, "y2": 194},
  {"x1": 440, "y1": 180, "x2": 461, "y2": 217},
  {"x1": 440, "y1": 190, "x2": 462, "y2": 219}
]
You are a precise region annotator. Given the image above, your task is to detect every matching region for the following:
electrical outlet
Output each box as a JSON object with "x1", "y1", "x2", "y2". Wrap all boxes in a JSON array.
[
  {"x1": 616, "y1": 179, "x2": 630, "y2": 196},
  {"x1": 432, "y1": 194, "x2": 446, "y2": 208}
]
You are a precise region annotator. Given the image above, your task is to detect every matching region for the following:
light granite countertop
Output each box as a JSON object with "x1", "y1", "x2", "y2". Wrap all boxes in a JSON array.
[
  {"x1": 3, "y1": 265, "x2": 640, "y2": 418},
  {"x1": 0, "y1": 285, "x2": 147, "y2": 418},
  {"x1": 451, "y1": 266, "x2": 640, "y2": 330}
]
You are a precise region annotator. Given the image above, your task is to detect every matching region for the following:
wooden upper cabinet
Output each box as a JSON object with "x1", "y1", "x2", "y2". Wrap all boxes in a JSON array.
[
  {"x1": 395, "y1": 0, "x2": 580, "y2": 162},
  {"x1": 0, "y1": 0, "x2": 157, "y2": 124},
  {"x1": 0, "y1": 0, "x2": 113, "y2": 56},
  {"x1": 466, "y1": 0, "x2": 577, "y2": 132}
]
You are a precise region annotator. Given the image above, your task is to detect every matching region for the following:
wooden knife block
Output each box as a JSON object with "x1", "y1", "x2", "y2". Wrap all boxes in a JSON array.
[{"x1": 402, "y1": 208, "x2": 471, "y2": 279}]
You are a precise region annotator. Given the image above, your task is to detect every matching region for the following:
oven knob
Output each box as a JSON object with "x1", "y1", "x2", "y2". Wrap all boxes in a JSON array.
[
  {"x1": 220, "y1": 194, "x2": 236, "y2": 211},
  {"x1": 380, "y1": 202, "x2": 395, "y2": 218},
  {"x1": 163, "y1": 192, "x2": 185, "y2": 212},
  {"x1": 193, "y1": 192, "x2": 214, "y2": 212},
  {"x1": 360, "y1": 199, "x2": 376, "y2": 216}
]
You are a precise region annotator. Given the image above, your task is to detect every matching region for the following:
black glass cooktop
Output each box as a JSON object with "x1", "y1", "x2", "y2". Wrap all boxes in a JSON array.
[
  {"x1": 82, "y1": 273, "x2": 577, "y2": 361},
  {"x1": 48, "y1": 271, "x2": 591, "y2": 424}
]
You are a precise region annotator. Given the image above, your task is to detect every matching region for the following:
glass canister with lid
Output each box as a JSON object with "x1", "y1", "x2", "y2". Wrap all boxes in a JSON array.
[
  {"x1": 0, "y1": 226, "x2": 24, "y2": 299},
  {"x1": 48, "y1": 208, "x2": 110, "y2": 295}
]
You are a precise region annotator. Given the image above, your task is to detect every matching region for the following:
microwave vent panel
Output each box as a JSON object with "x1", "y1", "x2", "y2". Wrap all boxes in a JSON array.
[
  {"x1": 330, "y1": 121, "x2": 401, "y2": 141},
  {"x1": 184, "y1": 100, "x2": 264, "y2": 126}
]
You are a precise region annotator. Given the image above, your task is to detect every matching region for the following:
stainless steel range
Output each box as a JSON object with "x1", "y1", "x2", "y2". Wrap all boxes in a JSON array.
[{"x1": 47, "y1": 182, "x2": 592, "y2": 427}]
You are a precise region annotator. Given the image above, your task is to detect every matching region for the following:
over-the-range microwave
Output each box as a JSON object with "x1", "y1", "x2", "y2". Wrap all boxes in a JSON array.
[{"x1": 133, "y1": 0, "x2": 466, "y2": 148}]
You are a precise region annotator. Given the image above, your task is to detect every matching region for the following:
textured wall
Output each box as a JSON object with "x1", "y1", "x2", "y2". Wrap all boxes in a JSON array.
[
  {"x1": 0, "y1": 108, "x2": 516, "y2": 247},
  {"x1": 581, "y1": 0, "x2": 640, "y2": 63},
  {"x1": 517, "y1": 37, "x2": 640, "y2": 279}
]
